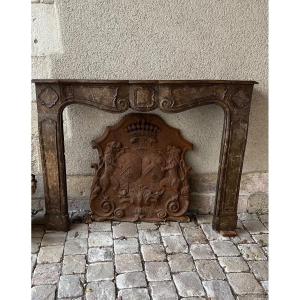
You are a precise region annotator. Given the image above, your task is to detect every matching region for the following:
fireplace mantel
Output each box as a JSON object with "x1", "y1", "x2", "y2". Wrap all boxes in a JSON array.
[{"x1": 33, "y1": 79, "x2": 257, "y2": 235}]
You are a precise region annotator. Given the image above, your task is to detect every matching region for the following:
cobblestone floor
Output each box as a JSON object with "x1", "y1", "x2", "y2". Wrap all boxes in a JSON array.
[{"x1": 31, "y1": 213, "x2": 268, "y2": 300}]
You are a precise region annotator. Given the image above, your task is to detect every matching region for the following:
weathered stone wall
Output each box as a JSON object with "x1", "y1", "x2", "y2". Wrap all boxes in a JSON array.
[{"x1": 31, "y1": 0, "x2": 268, "y2": 213}]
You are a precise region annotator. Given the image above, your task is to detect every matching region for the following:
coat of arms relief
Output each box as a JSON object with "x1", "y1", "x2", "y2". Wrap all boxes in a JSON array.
[{"x1": 90, "y1": 113, "x2": 193, "y2": 222}]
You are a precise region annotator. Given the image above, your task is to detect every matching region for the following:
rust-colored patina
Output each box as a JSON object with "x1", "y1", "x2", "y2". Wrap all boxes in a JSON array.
[
  {"x1": 90, "y1": 113, "x2": 192, "y2": 222},
  {"x1": 33, "y1": 79, "x2": 257, "y2": 235}
]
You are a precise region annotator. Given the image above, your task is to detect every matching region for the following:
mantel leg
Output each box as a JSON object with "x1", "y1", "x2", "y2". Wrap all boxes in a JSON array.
[
  {"x1": 36, "y1": 84, "x2": 69, "y2": 231},
  {"x1": 212, "y1": 89, "x2": 252, "y2": 235}
]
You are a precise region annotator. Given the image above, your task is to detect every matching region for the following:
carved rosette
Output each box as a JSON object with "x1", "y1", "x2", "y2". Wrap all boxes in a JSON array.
[
  {"x1": 90, "y1": 113, "x2": 193, "y2": 222},
  {"x1": 38, "y1": 86, "x2": 59, "y2": 108}
]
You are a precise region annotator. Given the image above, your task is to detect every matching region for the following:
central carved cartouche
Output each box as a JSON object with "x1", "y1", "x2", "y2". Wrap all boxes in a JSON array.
[{"x1": 90, "y1": 113, "x2": 193, "y2": 222}]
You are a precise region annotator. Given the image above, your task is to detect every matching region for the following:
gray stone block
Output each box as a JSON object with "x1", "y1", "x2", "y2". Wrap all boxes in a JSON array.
[
  {"x1": 210, "y1": 240, "x2": 240, "y2": 257},
  {"x1": 190, "y1": 244, "x2": 215, "y2": 260},
  {"x1": 227, "y1": 273, "x2": 264, "y2": 295},
  {"x1": 182, "y1": 226, "x2": 207, "y2": 244},
  {"x1": 85, "y1": 281, "x2": 115, "y2": 300},
  {"x1": 195, "y1": 260, "x2": 226, "y2": 280},
  {"x1": 62, "y1": 255, "x2": 86, "y2": 274},
  {"x1": 118, "y1": 288, "x2": 150, "y2": 300},
  {"x1": 162, "y1": 235, "x2": 188, "y2": 254},
  {"x1": 57, "y1": 275, "x2": 83, "y2": 298},
  {"x1": 37, "y1": 245, "x2": 64, "y2": 263},
  {"x1": 168, "y1": 253, "x2": 195, "y2": 272},
  {"x1": 115, "y1": 254, "x2": 143, "y2": 273},
  {"x1": 113, "y1": 222, "x2": 138, "y2": 239},
  {"x1": 31, "y1": 285, "x2": 56, "y2": 300},
  {"x1": 88, "y1": 247, "x2": 113, "y2": 263},
  {"x1": 203, "y1": 280, "x2": 235, "y2": 300},
  {"x1": 218, "y1": 256, "x2": 249, "y2": 273},
  {"x1": 116, "y1": 272, "x2": 147, "y2": 289},
  {"x1": 32, "y1": 263, "x2": 61, "y2": 285},
  {"x1": 141, "y1": 244, "x2": 166, "y2": 262},
  {"x1": 238, "y1": 244, "x2": 267, "y2": 261},
  {"x1": 88, "y1": 232, "x2": 113, "y2": 247},
  {"x1": 150, "y1": 281, "x2": 178, "y2": 300},
  {"x1": 145, "y1": 262, "x2": 171, "y2": 281},
  {"x1": 114, "y1": 238, "x2": 139, "y2": 254},
  {"x1": 138, "y1": 229, "x2": 161, "y2": 244},
  {"x1": 173, "y1": 272, "x2": 205, "y2": 297},
  {"x1": 86, "y1": 262, "x2": 114, "y2": 282},
  {"x1": 64, "y1": 239, "x2": 87, "y2": 255}
]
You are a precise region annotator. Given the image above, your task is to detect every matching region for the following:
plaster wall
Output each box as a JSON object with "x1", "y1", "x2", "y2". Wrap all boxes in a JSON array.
[{"x1": 31, "y1": 0, "x2": 268, "y2": 207}]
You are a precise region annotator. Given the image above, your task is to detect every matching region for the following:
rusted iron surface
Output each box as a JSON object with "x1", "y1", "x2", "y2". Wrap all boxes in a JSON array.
[
  {"x1": 90, "y1": 114, "x2": 192, "y2": 222},
  {"x1": 34, "y1": 80, "x2": 256, "y2": 232}
]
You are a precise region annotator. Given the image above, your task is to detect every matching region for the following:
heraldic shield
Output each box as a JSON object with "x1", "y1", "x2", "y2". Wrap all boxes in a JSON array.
[{"x1": 90, "y1": 113, "x2": 193, "y2": 222}]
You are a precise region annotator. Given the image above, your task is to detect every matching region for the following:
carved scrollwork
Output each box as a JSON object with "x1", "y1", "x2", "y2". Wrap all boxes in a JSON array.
[{"x1": 90, "y1": 113, "x2": 193, "y2": 222}]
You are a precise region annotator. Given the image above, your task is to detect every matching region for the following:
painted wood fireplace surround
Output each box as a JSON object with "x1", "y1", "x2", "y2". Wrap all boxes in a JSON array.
[{"x1": 33, "y1": 80, "x2": 257, "y2": 236}]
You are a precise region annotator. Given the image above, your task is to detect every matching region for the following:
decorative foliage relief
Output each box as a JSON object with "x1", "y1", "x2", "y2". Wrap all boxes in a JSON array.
[{"x1": 90, "y1": 114, "x2": 193, "y2": 222}]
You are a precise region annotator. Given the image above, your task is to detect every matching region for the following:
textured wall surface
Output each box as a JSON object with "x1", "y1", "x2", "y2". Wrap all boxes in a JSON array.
[{"x1": 31, "y1": 0, "x2": 268, "y2": 208}]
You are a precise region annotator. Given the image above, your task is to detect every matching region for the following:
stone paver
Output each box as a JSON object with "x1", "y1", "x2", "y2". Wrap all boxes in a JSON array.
[
  {"x1": 116, "y1": 272, "x2": 147, "y2": 289},
  {"x1": 145, "y1": 261, "x2": 171, "y2": 281},
  {"x1": 57, "y1": 275, "x2": 83, "y2": 298},
  {"x1": 242, "y1": 220, "x2": 268, "y2": 234},
  {"x1": 37, "y1": 245, "x2": 64, "y2": 263},
  {"x1": 88, "y1": 247, "x2": 113, "y2": 263},
  {"x1": 232, "y1": 229, "x2": 254, "y2": 244},
  {"x1": 210, "y1": 240, "x2": 240, "y2": 256},
  {"x1": 159, "y1": 222, "x2": 182, "y2": 236},
  {"x1": 248, "y1": 261, "x2": 268, "y2": 280},
  {"x1": 41, "y1": 232, "x2": 66, "y2": 246},
  {"x1": 62, "y1": 255, "x2": 86, "y2": 274},
  {"x1": 137, "y1": 222, "x2": 159, "y2": 230},
  {"x1": 114, "y1": 238, "x2": 139, "y2": 254},
  {"x1": 252, "y1": 234, "x2": 268, "y2": 247},
  {"x1": 182, "y1": 226, "x2": 207, "y2": 244},
  {"x1": 227, "y1": 273, "x2": 264, "y2": 295},
  {"x1": 203, "y1": 280, "x2": 235, "y2": 300},
  {"x1": 67, "y1": 224, "x2": 88, "y2": 239},
  {"x1": 195, "y1": 260, "x2": 226, "y2": 280},
  {"x1": 138, "y1": 229, "x2": 161, "y2": 244},
  {"x1": 150, "y1": 281, "x2": 178, "y2": 300},
  {"x1": 118, "y1": 288, "x2": 150, "y2": 300},
  {"x1": 32, "y1": 213, "x2": 269, "y2": 299},
  {"x1": 162, "y1": 235, "x2": 188, "y2": 254},
  {"x1": 113, "y1": 222, "x2": 138, "y2": 238},
  {"x1": 85, "y1": 281, "x2": 115, "y2": 300},
  {"x1": 89, "y1": 221, "x2": 111, "y2": 232},
  {"x1": 190, "y1": 243, "x2": 215, "y2": 260},
  {"x1": 31, "y1": 285, "x2": 56, "y2": 300},
  {"x1": 88, "y1": 232, "x2": 113, "y2": 247},
  {"x1": 86, "y1": 262, "x2": 114, "y2": 282},
  {"x1": 238, "y1": 213, "x2": 259, "y2": 221},
  {"x1": 115, "y1": 254, "x2": 143, "y2": 273},
  {"x1": 64, "y1": 239, "x2": 87, "y2": 255},
  {"x1": 218, "y1": 256, "x2": 249, "y2": 273},
  {"x1": 32, "y1": 263, "x2": 61, "y2": 285},
  {"x1": 238, "y1": 244, "x2": 267, "y2": 260},
  {"x1": 173, "y1": 272, "x2": 205, "y2": 297},
  {"x1": 168, "y1": 253, "x2": 195, "y2": 272},
  {"x1": 141, "y1": 244, "x2": 166, "y2": 261}
]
